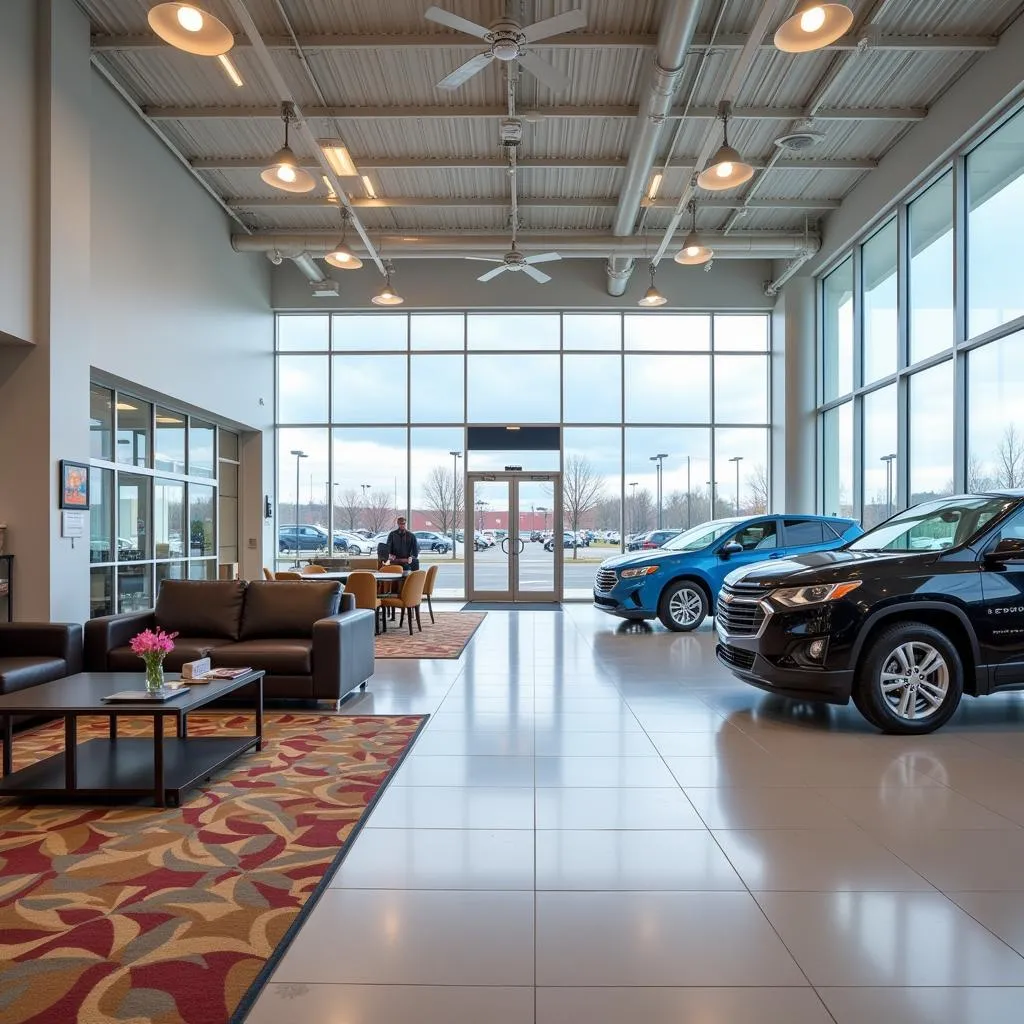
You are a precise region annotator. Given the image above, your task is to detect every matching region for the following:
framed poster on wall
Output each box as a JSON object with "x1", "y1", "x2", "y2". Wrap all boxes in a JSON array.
[{"x1": 59, "y1": 460, "x2": 90, "y2": 509}]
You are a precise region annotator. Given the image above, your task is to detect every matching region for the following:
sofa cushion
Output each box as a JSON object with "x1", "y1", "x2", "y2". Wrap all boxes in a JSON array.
[
  {"x1": 154, "y1": 580, "x2": 246, "y2": 641},
  {"x1": 0, "y1": 656, "x2": 67, "y2": 695},
  {"x1": 211, "y1": 639, "x2": 312, "y2": 676},
  {"x1": 107, "y1": 638, "x2": 225, "y2": 674},
  {"x1": 240, "y1": 581, "x2": 341, "y2": 640}
]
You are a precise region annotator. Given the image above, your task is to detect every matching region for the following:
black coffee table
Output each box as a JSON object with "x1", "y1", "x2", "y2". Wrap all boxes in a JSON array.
[{"x1": 0, "y1": 670, "x2": 264, "y2": 807}]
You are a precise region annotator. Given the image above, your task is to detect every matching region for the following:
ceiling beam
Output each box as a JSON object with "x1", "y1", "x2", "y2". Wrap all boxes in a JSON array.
[
  {"x1": 91, "y1": 32, "x2": 997, "y2": 52},
  {"x1": 146, "y1": 104, "x2": 926, "y2": 121},
  {"x1": 227, "y1": 196, "x2": 841, "y2": 210},
  {"x1": 192, "y1": 155, "x2": 878, "y2": 172}
]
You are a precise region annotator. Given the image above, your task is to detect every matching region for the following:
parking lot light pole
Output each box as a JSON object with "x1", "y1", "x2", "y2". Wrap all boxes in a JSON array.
[
  {"x1": 729, "y1": 456, "x2": 743, "y2": 516},
  {"x1": 629, "y1": 481, "x2": 638, "y2": 535},
  {"x1": 450, "y1": 451, "x2": 462, "y2": 558},
  {"x1": 650, "y1": 454, "x2": 668, "y2": 529},
  {"x1": 683, "y1": 455, "x2": 691, "y2": 529},
  {"x1": 881, "y1": 453, "x2": 897, "y2": 519},
  {"x1": 290, "y1": 450, "x2": 307, "y2": 526}
]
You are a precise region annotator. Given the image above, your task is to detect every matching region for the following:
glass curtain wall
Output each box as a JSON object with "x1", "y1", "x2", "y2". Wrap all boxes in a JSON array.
[
  {"x1": 817, "y1": 100, "x2": 1024, "y2": 522},
  {"x1": 275, "y1": 312, "x2": 772, "y2": 595},
  {"x1": 89, "y1": 383, "x2": 221, "y2": 616}
]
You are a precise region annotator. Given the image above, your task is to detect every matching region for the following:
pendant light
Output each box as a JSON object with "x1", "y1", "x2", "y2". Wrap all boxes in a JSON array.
[
  {"x1": 147, "y1": 3, "x2": 234, "y2": 56},
  {"x1": 775, "y1": 1, "x2": 854, "y2": 53},
  {"x1": 675, "y1": 199, "x2": 714, "y2": 266},
  {"x1": 637, "y1": 262, "x2": 667, "y2": 307},
  {"x1": 697, "y1": 106, "x2": 754, "y2": 191},
  {"x1": 261, "y1": 104, "x2": 316, "y2": 193},
  {"x1": 325, "y1": 211, "x2": 363, "y2": 270},
  {"x1": 372, "y1": 263, "x2": 404, "y2": 306}
]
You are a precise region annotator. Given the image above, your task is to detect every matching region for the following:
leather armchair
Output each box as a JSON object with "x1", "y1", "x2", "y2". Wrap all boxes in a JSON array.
[
  {"x1": 84, "y1": 611, "x2": 155, "y2": 672},
  {"x1": 0, "y1": 622, "x2": 83, "y2": 695},
  {"x1": 312, "y1": 602, "x2": 376, "y2": 701}
]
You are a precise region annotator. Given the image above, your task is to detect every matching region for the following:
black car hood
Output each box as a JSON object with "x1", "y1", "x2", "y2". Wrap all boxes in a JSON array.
[{"x1": 725, "y1": 547, "x2": 938, "y2": 588}]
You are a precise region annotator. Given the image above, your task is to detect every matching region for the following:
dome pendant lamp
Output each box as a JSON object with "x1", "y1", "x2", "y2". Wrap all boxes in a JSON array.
[
  {"x1": 675, "y1": 199, "x2": 714, "y2": 266},
  {"x1": 147, "y1": 3, "x2": 234, "y2": 56},
  {"x1": 325, "y1": 211, "x2": 363, "y2": 270},
  {"x1": 372, "y1": 263, "x2": 404, "y2": 306},
  {"x1": 697, "y1": 106, "x2": 754, "y2": 191},
  {"x1": 637, "y1": 262, "x2": 668, "y2": 307},
  {"x1": 261, "y1": 104, "x2": 316, "y2": 193},
  {"x1": 775, "y1": 1, "x2": 854, "y2": 53}
]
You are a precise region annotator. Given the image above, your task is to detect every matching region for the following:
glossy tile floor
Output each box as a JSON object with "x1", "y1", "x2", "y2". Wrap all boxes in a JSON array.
[{"x1": 246, "y1": 607, "x2": 1024, "y2": 1024}]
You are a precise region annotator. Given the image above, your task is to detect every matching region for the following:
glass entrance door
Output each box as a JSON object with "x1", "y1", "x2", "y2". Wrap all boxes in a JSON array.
[{"x1": 466, "y1": 473, "x2": 561, "y2": 602}]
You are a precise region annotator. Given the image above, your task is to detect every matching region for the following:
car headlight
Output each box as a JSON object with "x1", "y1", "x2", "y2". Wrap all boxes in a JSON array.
[
  {"x1": 619, "y1": 565, "x2": 659, "y2": 579},
  {"x1": 770, "y1": 581, "x2": 861, "y2": 608}
]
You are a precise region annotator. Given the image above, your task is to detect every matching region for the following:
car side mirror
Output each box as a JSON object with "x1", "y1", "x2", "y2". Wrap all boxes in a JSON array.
[
  {"x1": 985, "y1": 537, "x2": 1024, "y2": 565},
  {"x1": 720, "y1": 540, "x2": 743, "y2": 559}
]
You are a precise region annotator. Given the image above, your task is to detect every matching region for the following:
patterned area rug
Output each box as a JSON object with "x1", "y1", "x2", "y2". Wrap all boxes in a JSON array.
[
  {"x1": 375, "y1": 611, "x2": 486, "y2": 658},
  {"x1": 0, "y1": 711, "x2": 425, "y2": 1024}
]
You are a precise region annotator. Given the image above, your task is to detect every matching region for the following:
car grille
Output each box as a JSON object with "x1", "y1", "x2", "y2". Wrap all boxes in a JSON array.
[
  {"x1": 593, "y1": 594, "x2": 618, "y2": 608},
  {"x1": 716, "y1": 587, "x2": 767, "y2": 637},
  {"x1": 717, "y1": 643, "x2": 756, "y2": 671},
  {"x1": 595, "y1": 569, "x2": 618, "y2": 592}
]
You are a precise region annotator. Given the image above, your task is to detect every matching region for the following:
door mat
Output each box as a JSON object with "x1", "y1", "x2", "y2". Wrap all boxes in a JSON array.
[{"x1": 461, "y1": 602, "x2": 563, "y2": 611}]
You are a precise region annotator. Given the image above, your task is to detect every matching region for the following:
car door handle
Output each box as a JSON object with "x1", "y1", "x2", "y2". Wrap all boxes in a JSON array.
[{"x1": 769, "y1": 551, "x2": 787, "y2": 559}]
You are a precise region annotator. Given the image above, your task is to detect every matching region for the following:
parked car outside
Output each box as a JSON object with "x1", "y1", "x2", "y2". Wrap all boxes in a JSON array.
[
  {"x1": 333, "y1": 531, "x2": 372, "y2": 554},
  {"x1": 530, "y1": 530, "x2": 543, "y2": 542},
  {"x1": 635, "y1": 529, "x2": 682, "y2": 550},
  {"x1": 279, "y1": 525, "x2": 333, "y2": 553},
  {"x1": 626, "y1": 533, "x2": 646, "y2": 551},
  {"x1": 715, "y1": 493, "x2": 1024, "y2": 734},
  {"x1": 414, "y1": 530, "x2": 453, "y2": 553},
  {"x1": 594, "y1": 514, "x2": 861, "y2": 632}
]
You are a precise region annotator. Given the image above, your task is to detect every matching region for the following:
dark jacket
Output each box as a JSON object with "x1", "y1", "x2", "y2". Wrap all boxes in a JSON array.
[{"x1": 387, "y1": 528, "x2": 419, "y2": 568}]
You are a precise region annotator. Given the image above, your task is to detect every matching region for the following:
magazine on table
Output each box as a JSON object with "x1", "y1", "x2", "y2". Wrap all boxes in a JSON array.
[{"x1": 193, "y1": 667, "x2": 253, "y2": 680}]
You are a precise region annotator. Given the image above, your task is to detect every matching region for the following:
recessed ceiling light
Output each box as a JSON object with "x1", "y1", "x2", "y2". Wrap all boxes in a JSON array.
[{"x1": 147, "y1": 3, "x2": 234, "y2": 56}]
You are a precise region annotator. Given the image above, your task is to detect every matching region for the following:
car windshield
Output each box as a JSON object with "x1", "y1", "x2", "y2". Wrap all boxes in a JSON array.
[
  {"x1": 848, "y1": 496, "x2": 1016, "y2": 553},
  {"x1": 662, "y1": 518, "x2": 743, "y2": 552}
]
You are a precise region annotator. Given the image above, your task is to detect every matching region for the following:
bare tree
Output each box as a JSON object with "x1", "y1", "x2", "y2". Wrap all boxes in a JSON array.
[
  {"x1": 663, "y1": 490, "x2": 688, "y2": 529},
  {"x1": 997, "y1": 424, "x2": 1024, "y2": 488},
  {"x1": 626, "y1": 487, "x2": 655, "y2": 536},
  {"x1": 563, "y1": 455, "x2": 605, "y2": 559},
  {"x1": 594, "y1": 496, "x2": 621, "y2": 532},
  {"x1": 967, "y1": 454, "x2": 992, "y2": 493},
  {"x1": 421, "y1": 465, "x2": 464, "y2": 539},
  {"x1": 746, "y1": 463, "x2": 769, "y2": 514},
  {"x1": 365, "y1": 489, "x2": 394, "y2": 534},
  {"x1": 335, "y1": 488, "x2": 363, "y2": 532}
]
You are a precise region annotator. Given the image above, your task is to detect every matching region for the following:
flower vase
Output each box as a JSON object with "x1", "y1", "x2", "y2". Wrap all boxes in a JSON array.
[{"x1": 144, "y1": 657, "x2": 165, "y2": 693}]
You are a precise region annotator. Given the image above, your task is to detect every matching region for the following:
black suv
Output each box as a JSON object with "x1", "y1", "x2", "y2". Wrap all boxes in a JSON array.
[{"x1": 715, "y1": 492, "x2": 1024, "y2": 734}]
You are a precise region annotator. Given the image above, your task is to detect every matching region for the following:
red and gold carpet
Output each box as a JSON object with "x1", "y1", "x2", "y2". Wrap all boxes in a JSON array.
[
  {"x1": 0, "y1": 711, "x2": 425, "y2": 1024},
  {"x1": 375, "y1": 610, "x2": 485, "y2": 658}
]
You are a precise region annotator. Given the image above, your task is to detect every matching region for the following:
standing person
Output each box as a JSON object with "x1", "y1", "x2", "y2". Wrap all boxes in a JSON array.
[{"x1": 386, "y1": 516, "x2": 419, "y2": 571}]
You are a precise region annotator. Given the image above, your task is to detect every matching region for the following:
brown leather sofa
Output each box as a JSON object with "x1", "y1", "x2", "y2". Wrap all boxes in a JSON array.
[
  {"x1": 84, "y1": 580, "x2": 375, "y2": 702},
  {"x1": 0, "y1": 622, "x2": 83, "y2": 695}
]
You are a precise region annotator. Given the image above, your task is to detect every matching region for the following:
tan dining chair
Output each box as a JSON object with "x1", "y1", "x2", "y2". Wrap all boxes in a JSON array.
[
  {"x1": 301, "y1": 564, "x2": 327, "y2": 575},
  {"x1": 378, "y1": 564, "x2": 404, "y2": 574},
  {"x1": 344, "y1": 570, "x2": 385, "y2": 633},
  {"x1": 376, "y1": 563, "x2": 405, "y2": 618},
  {"x1": 349, "y1": 557, "x2": 378, "y2": 570},
  {"x1": 274, "y1": 570, "x2": 302, "y2": 580},
  {"x1": 423, "y1": 564, "x2": 439, "y2": 624},
  {"x1": 380, "y1": 569, "x2": 427, "y2": 635},
  {"x1": 262, "y1": 567, "x2": 275, "y2": 581}
]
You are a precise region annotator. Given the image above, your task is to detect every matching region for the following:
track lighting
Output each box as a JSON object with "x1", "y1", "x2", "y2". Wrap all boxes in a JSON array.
[
  {"x1": 147, "y1": 3, "x2": 233, "y2": 56},
  {"x1": 675, "y1": 200, "x2": 714, "y2": 266},
  {"x1": 697, "y1": 107, "x2": 754, "y2": 191},
  {"x1": 372, "y1": 263, "x2": 404, "y2": 306},
  {"x1": 637, "y1": 262, "x2": 667, "y2": 307},
  {"x1": 325, "y1": 211, "x2": 363, "y2": 270},
  {"x1": 775, "y1": 2, "x2": 854, "y2": 53},
  {"x1": 261, "y1": 105, "x2": 316, "y2": 193}
]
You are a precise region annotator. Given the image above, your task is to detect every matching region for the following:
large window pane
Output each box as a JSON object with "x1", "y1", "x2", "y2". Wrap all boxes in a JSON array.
[
  {"x1": 909, "y1": 172, "x2": 954, "y2": 363},
  {"x1": 624, "y1": 314, "x2": 709, "y2": 351},
  {"x1": 625, "y1": 428, "x2": 711, "y2": 533},
  {"x1": 467, "y1": 354, "x2": 560, "y2": 422},
  {"x1": 155, "y1": 479, "x2": 186, "y2": 559},
  {"x1": 333, "y1": 314, "x2": 407, "y2": 349},
  {"x1": 333, "y1": 428, "x2": 408, "y2": 534},
  {"x1": 863, "y1": 219, "x2": 898, "y2": 384},
  {"x1": 332, "y1": 354, "x2": 407, "y2": 423},
  {"x1": 714, "y1": 315, "x2": 769, "y2": 352},
  {"x1": 410, "y1": 355, "x2": 464, "y2": 422},
  {"x1": 90, "y1": 566, "x2": 113, "y2": 617},
  {"x1": 410, "y1": 427, "x2": 464, "y2": 596},
  {"x1": 118, "y1": 564, "x2": 152, "y2": 613},
  {"x1": 116, "y1": 396, "x2": 150, "y2": 467},
  {"x1": 823, "y1": 402, "x2": 853, "y2": 518},
  {"x1": 714, "y1": 356, "x2": 768, "y2": 424},
  {"x1": 154, "y1": 408, "x2": 186, "y2": 474},
  {"x1": 909, "y1": 361, "x2": 955, "y2": 504},
  {"x1": 190, "y1": 419, "x2": 216, "y2": 479},
  {"x1": 117, "y1": 473, "x2": 151, "y2": 560},
  {"x1": 278, "y1": 355, "x2": 329, "y2": 423},
  {"x1": 625, "y1": 355, "x2": 710, "y2": 423},
  {"x1": 968, "y1": 330, "x2": 1024, "y2": 488},
  {"x1": 968, "y1": 107, "x2": 1024, "y2": 337},
  {"x1": 563, "y1": 314, "x2": 621, "y2": 350},
  {"x1": 714, "y1": 428, "x2": 769, "y2": 516},
  {"x1": 411, "y1": 314, "x2": 464, "y2": 350},
  {"x1": 862, "y1": 384, "x2": 898, "y2": 529},
  {"x1": 277, "y1": 428, "x2": 330, "y2": 533},
  {"x1": 564, "y1": 426, "x2": 622, "y2": 542},
  {"x1": 823, "y1": 257, "x2": 854, "y2": 400},
  {"x1": 90, "y1": 468, "x2": 113, "y2": 563},
  {"x1": 90, "y1": 384, "x2": 113, "y2": 461},
  {"x1": 278, "y1": 314, "x2": 328, "y2": 351},
  {"x1": 564, "y1": 354, "x2": 621, "y2": 423},
  {"x1": 189, "y1": 484, "x2": 215, "y2": 558},
  {"x1": 467, "y1": 314, "x2": 559, "y2": 350}
]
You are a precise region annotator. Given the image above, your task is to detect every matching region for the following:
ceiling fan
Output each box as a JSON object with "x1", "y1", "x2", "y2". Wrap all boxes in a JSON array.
[
  {"x1": 424, "y1": 5, "x2": 586, "y2": 93},
  {"x1": 469, "y1": 243, "x2": 561, "y2": 284}
]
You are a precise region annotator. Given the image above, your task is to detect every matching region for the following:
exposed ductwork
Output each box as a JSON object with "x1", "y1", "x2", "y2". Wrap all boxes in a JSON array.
[
  {"x1": 234, "y1": 232, "x2": 819, "y2": 261},
  {"x1": 606, "y1": 0, "x2": 704, "y2": 296}
]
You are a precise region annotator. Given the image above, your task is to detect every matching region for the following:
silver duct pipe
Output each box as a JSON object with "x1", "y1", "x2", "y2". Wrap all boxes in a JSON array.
[
  {"x1": 289, "y1": 253, "x2": 327, "y2": 283},
  {"x1": 606, "y1": 0, "x2": 704, "y2": 296}
]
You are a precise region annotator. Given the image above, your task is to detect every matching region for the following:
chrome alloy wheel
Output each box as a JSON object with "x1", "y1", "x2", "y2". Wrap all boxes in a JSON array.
[
  {"x1": 880, "y1": 641, "x2": 950, "y2": 721},
  {"x1": 669, "y1": 587, "x2": 705, "y2": 628}
]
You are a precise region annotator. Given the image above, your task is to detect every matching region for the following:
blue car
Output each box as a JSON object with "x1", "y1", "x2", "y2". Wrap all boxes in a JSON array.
[{"x1": 593, "y1": 514, "x2": 862, "y2": 631}]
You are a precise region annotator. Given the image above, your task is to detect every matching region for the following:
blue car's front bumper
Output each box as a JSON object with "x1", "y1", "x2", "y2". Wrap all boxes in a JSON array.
[{"x1": 593, "y1": 576, "x2": 660, "y2": 619}]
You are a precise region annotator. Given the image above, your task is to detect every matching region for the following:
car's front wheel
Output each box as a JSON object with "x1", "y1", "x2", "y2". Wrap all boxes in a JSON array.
[
  {"x1": 657, "y1": 581, "x2": 708, "y2": 632},
  {"x1": 855, "y1": 623, "x2": 963, "y2": 734}
]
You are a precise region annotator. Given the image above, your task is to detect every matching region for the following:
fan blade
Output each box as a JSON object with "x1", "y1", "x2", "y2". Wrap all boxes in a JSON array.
[
  {"x1": 521, "y1": 9, "x2": 587, "y2": 42},
  {"x1": 465, "y1": 257, "x2": 504, "y2": 263},
  {"x1": 424, "y1": 5, "x2": 490, "y2": 39},
  {"x1": 437, "y1": 51, "x2": 494, "y2": 90},
  {"x1": 478, "y1": 265, "x2": 508, "y2": 282},
  {"x1": 524, "y1": 252, "x2": 561, "y2": 265},
  {"x1": 517, "y1": 51, "x2": 572, "y2": 94},
  {"x1": 522, "y1": 264, "x2": 552, "y2": 284}
]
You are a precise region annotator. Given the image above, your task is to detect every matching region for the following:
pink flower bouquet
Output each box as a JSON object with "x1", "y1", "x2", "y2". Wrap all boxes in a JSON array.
[{"x1": 130, "y1": 628, "x2": 178, "y2": 691}]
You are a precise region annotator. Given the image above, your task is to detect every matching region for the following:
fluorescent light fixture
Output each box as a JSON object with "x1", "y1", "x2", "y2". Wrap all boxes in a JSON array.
[
  {"x1": 647, "y1": 172, "x2": 663, "y2": 202},
  {"x1": 362, "y1": 175, "x2": 378, "y2": 199},
  {"x1": 322, "y1": 175, "x2": 339, "y2": 202},
  {"x1": 147, "y1": 3, "x2": 233, "y2": 56},
  {"x1": 775, "y1": 2, "x2": 854, "y2": 52},
  {"x1": 116, "y1": 401, "x2": 138, "y2": 412},
  {"x1": 506, "y1": 426, "x2": 521, "y2": 431},
  {"x1": 319, "y1": 140, "x2": 359, "y2": 177},
  {"x1": 217, "y1": 52, "x2": 243, "y2": 87}
]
